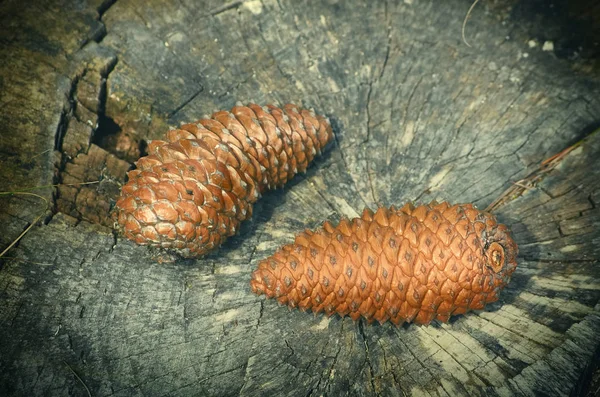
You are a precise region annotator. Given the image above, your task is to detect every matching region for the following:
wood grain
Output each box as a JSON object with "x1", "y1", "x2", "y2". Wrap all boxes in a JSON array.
[{"x1": 1, "y1": 0, "x2": 599, "y2": 396}]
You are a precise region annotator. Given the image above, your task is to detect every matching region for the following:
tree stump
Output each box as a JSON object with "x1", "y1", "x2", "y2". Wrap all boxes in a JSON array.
[{"x1": 1, "y1": 0, "x2": 599, "y2": 396}]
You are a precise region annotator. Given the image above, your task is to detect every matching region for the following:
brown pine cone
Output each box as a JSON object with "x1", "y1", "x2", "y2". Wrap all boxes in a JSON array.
[
  {"x1": 113, "y1": 103, "x2": 334, "y2": 257},
  {"x1": 250, "y1": 201, "x2": 518, "y2": 325}
]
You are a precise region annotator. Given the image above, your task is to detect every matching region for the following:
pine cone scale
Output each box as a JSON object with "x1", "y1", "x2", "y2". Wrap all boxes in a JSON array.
[
  {"x1": 251, "y1": 202, "x2": 518, "y2": 325},
  {"x1": 114, "y1": 103, "x2": 334, "y2": 257}
]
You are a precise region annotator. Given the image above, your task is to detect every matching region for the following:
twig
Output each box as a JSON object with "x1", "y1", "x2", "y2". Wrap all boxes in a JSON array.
[
  {"x1": 30, "y1": 148, "x2": 52, "y2": 160},
  {"x1": 0, "y1": 180, "x2": 101, "y2": 259},
  {"x1": 7, "y1": 180, "x2": 100, "y2": 193},
  {"x1": 462, "y1": 0, "x2": 481, "y2": 47},
  {"x1": 0, "y1": 257, "x2": 55, "y2": 266},
  {"x1": 63, "y1": 360, "x2": 92, "y2": 397},
  {"x1": 486, "y1": 128, "x2": 599, "y2": 213},
  {"x1": 0, "y1": 192, "x2": 48, "y2": 258},
  {"x1": 512, "y1": 181, "x2": 534, "y2": 191}
]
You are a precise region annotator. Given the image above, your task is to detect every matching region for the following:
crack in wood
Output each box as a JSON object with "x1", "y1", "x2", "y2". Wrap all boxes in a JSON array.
[
  {"x1": 167, "y1": 86, "x2": 205, "y2": 119},
  {"x1": 306, "y1": 322, "x2": 345, "y2": 395},
  {"x1": 395, "y1": 331, "x2": 450, "y2": 396},
  {"x1": 474, "y1": 312, "x2": 554, "y2": 357},
  {"x1": 364, "y1": 82, "x2": 377, "y2": 205},
  {"x1": 98, "y1": 0, "x2": 118, "y2": 21},
  {"x1": 331, "y1": 133, "x2": 368, "y2": 209},
  {"x1": 424, "y1": 326, "x2": 493, "y2": 388},
  {"x1": 256, "y1": 300, "x2": 264, "y2": 327},
  {"x1": 379, "y1": 0, "x2": 391, "y2": 82},
  {"x1": 358, "y1": 320, "x2": 380, "y2": 396},
  {"x1": 311, "y1": 187, "x2": 339, "y2": 218}
]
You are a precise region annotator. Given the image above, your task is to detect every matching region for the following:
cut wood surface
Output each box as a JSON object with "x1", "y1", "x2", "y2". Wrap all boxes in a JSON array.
[{"x1": 1, "y1": 0, "x2": 599, "y2": 396}]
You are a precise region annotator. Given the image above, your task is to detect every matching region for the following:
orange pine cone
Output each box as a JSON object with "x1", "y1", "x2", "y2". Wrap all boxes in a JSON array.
[
  {"x1": 113, "y1": 103, "x2": 334, "y2": 257},
  {"x1": 250, "y1": 202, "x2": 518, "y2": 325}
]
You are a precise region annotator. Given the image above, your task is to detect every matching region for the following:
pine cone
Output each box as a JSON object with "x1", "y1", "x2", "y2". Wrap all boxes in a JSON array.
[
  {"x1": 113, "y1": 103, "x2": 334, "y2": 257},
  {"x1": 250, "y1": 202, "x2": 518, "y2": 325}
]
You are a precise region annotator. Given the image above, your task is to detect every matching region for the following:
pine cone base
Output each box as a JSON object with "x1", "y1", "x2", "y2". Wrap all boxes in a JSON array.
[{"x1": 250, "y1": 202, "x2": 518, "y2": 325}]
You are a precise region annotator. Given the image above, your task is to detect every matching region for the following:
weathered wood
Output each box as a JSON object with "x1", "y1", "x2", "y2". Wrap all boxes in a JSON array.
[{"x1": 1, "y1": 0, "x2": 600, "y2": 396}]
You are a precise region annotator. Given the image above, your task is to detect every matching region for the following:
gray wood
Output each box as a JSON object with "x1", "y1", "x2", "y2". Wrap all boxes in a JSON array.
[{"x1": 1, "y1": 0, "x2": 599, "y2": 396}]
